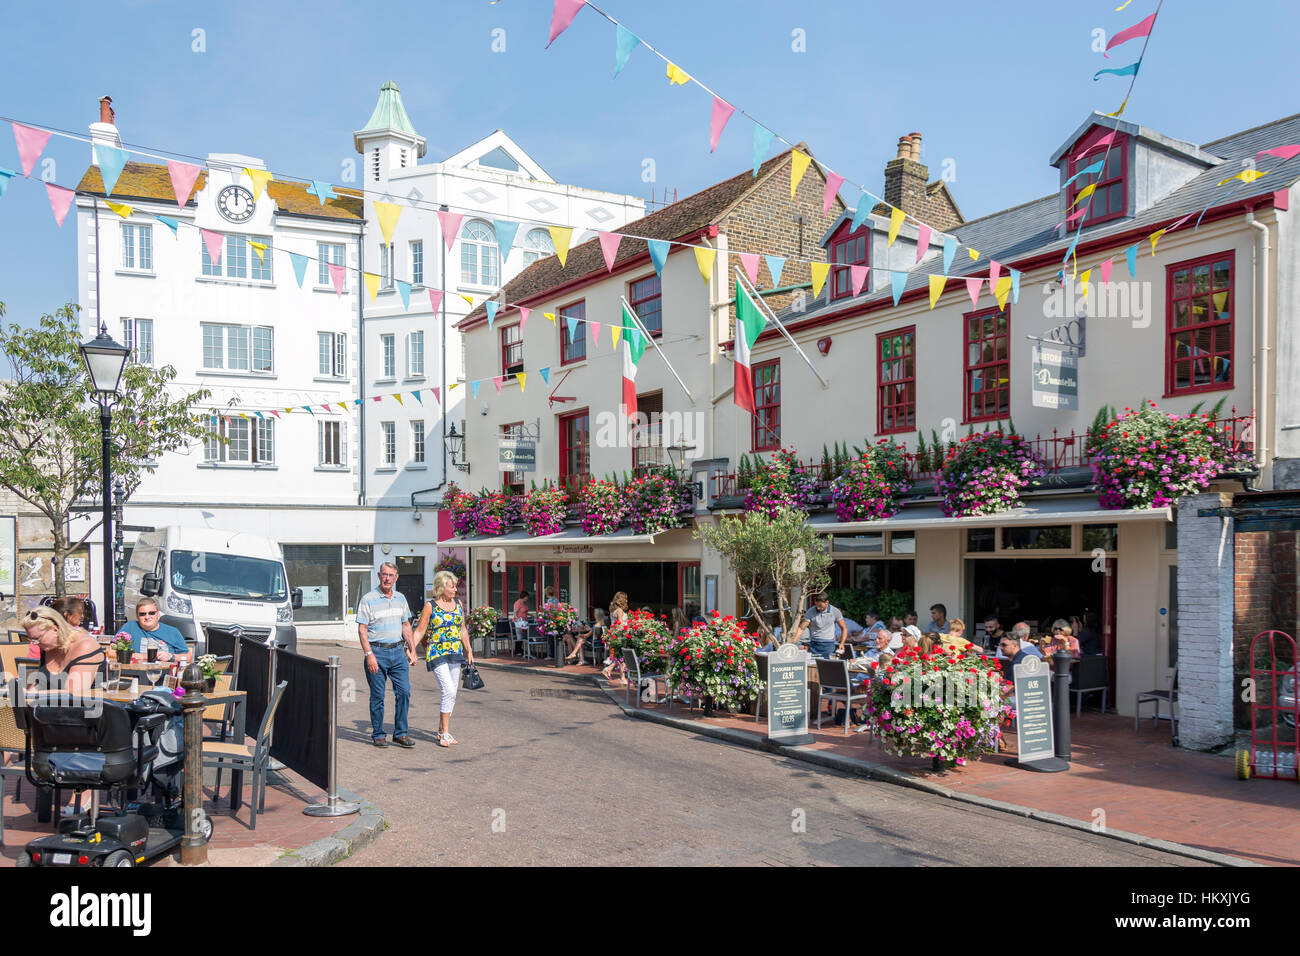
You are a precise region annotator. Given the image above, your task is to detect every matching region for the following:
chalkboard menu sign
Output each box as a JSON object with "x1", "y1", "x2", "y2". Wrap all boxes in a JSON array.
[
  {"x1": 766, "y1": 643, "x2": 814, "y2": 746},
  {"x1": 1013, "y1": 656, "x2": 1056, "y2": 763}
]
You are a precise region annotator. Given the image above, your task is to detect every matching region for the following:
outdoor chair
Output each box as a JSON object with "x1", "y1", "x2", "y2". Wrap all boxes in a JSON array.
[
  {"x1": 1134, "y1": 664, "x2": 1178, "y2": 741},
  {"x1": 521, "y1": 622, "x2": 548, "y2": 660},
  {"x1": 588, "y1": 624, "x2": 606, "y2": 666},
  {"x1": 622, "y1": 648, "x2": 668, "y2": 710},
  {"x1": 752, "y1": 652, "x2": 769, "y2": 723},
  {"x1": 816, "y1": 658, "x2": 871, "y2": 736},
  {"x1": 0, "y1": 679, "x2": 29, "y2": 846},
  {"x1": 201, "y1": 673, "x2": 237, "y2": 741},
  {"x1": 0, "y1": 644, "x2": 35, "y2": 681},
  {"x1": 4, "y1": 630, "x2": 28, "y2": 644},
  {"x1": 490, "y1": 619, "x2": 513, "y2": 657},
  {"x1": 204, "y1": 679, "x2": 287, "y2": 831},
  {"x1": 1070, "y1": 654, "x2": 1109, "y2": 716}
]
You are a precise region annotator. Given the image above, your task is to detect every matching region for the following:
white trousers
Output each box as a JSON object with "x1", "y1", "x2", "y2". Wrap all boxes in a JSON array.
[{"x1": 433, "y1": 661, "x2": 462, "y2": 714}]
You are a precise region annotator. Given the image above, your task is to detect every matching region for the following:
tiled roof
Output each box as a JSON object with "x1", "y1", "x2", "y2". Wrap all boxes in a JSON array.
[
  {"x1": 460, "y1": 146, "x2": 808, "y2": 326},
  {"x1": 75, "y1": 161, "x2": 364, "y2": 221}
]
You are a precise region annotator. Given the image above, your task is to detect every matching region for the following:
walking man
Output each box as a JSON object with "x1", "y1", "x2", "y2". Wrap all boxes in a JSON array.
[
  {"x1": 790, "y1": 592, "x2": 848, "y2": 659},
  {"x1": 357, "y1": 562, "x2": 417, "y2": 748}
]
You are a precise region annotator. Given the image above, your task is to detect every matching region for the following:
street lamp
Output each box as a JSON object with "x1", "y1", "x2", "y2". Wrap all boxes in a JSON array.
[
  {"x1": 79, "y1": 324, "x2": 130, "y2": 633},
  {"x1": 447, "y1": 423, "x2": 470, "y2": 473}
]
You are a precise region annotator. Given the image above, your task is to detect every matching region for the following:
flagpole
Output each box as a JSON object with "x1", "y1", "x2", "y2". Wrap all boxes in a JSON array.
[
  {"x1": 733, "y1": 268, "x2": 829, "y2": 389},
  {"x1": 619, "y1": 297, "x2": 695, "y2": 404}
]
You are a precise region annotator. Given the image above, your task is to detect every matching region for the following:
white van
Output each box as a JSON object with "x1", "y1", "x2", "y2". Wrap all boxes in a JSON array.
[{"x1": 123, "y1": 526, "x2": 302, "y2": 653}]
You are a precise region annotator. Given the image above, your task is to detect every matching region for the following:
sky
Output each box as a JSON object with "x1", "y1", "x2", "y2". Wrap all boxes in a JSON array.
[{"x1": 0, "y1": 0, "x2": 1296, "y2": 338}]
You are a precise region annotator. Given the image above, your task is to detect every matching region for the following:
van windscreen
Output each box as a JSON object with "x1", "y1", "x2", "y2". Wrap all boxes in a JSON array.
[{"x1": 170, "y1": 550, "x2": 288, "y2": 602}]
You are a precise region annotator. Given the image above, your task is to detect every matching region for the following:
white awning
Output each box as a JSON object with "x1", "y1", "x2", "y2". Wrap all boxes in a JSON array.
[
  {"x1": 807, "y1": 497, "x2": 1171, "y2": 534},
  {"x1": 437, "y1": 526, "x2": 661, "y2": 548}
]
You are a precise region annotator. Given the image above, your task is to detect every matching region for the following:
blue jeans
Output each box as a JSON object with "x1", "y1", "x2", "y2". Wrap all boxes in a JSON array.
[
  {"x1": 365, "y1": 644, "x2": 410, "y2": 740},
  {"x1": 810, "y1": 639, "x2": 838, "y2": 659}
]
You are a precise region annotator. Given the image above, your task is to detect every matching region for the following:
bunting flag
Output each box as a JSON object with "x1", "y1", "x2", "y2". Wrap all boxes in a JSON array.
[
  {"x1": 849, "y1": 265, "x2": 869, "y2": 297},
  {"x1": 965, "y1": 276, "x2": 983, "y2": 307},
  {"x1": 1062, "y1": 159, "x2": 1104, "y2": 190},
  {"x1": 547, "y1": 0, "x2": 586, "y2": 47},
  {"x1": 1105, "y1": 97, "x2": 1130, "y2": 118},
  {"x1": 598, "y1": 231, "x2": 621, "y2": 271},
  {"x1": 1257, "y1": 145, "x2": 1300, "y2": 162},
  {"x1": 850, "y1": 195, "x2": 873, "y2": 232},
  {"x1": 732, "y1": 280, "x2": 766, "y2": 415},
  {"x1": 45, "y1": 183, "x2": 74, "y2": 227},
  {"x1": 0, "y1": 166, "x2": 15, "y2": 197},
  {"x1": 610, "y1": 314, "x2": 621, "y2": 348},
  {"x1": 155, "y1": 214, "x2": 179, "y2": 236},
  {"x1": 566, "y1": 312, "x2": 579, "y2": 341},
  {"x1": 591, "y1": 320, "x2": 602, "y2": 345},
  {"x1": 1196, "y1": 190, "x2": 1234, "y2": 230},
  {"x1": 270, "y1": 410, "x2": 281, "y2": 419},
  {"x1": 539, "y1": 367, "x2": 551, "y2": 385},
  {"x1": 709, "y1": 97, "x2": 735, "y2": 152},
  {"x1": 374, "y1": 201, "x2": 403, "y2": 245},
  {"x1": 329, "y1": 262, "x2": 346, "y2": 296},
  {"x1": 1080, "y1": 268, "x2": 1092, "y2": 302},
  {"x1": 621, "y1": 304, "x2": 648, "y2": 417},
  {"x1": 494, "y1": 218, "x2": 520, "y2": 264},
  {"x1": 738, "y1": 252, "x2": 760, "y2": 285},
  {"x1": 614, "y1": 23, "x2": 640, "y2": 76},
  {"x1": 460, "y1": 293, "x2": 474, "y2": 306},
  {"x1": 167, "y1": 160, "x2": 202, "y2": 208},
  {"x1": 428, "y1": 288, "x2": 444, "y2": 314},
  {"x1": 396, "y1": 279, "x2": 411, "y2": 310},
  {"x1": 412, "y1": 391, "x2": 422, "y2": 404},
  {"x1": 790, "y1": 149, "x2": 811, "y2": 199},
  {"x1": 1217, "y1": 169, "x2": 1267, "y2": 186},
  {"x1": 519, "y1": 306, "x2": 530, "y2": 331},
  {"x1": 248, "y1": 239, "x2": 267, "y2": 261},
  {"x1": 1125, "y1": 244, "x2": 1139, "y2": 278},
  {"x1": 493, "y1": 376, "x2": 504, "y2": 394},
  {"x1": 823, "y1": 171, "x2": 845, "y2": 214},
  {"x1": 433, "y1": 387, "x2": 442, "y2": 404},
  {"x1": 306, "y1": 180, "x2": 336, "y2": 205},
  {"x1": 1149, "y1": 228, "x2": 1167, "y2": 255},
  {"x1": 764, "y1": 254, "x2": 785, "y2": 288},
  {"x1": 363, "y1": 272, "x2": 380, "y2": 302},
  {"x1": 549, "y1": 225, "x2": 573, "y2": 267},
  {"x1": 694, "y1": 245, "x2": 716, "y2": 281},
  {"x1": 666, "y1": 61, "x2": 691, "y2": 86},
  {"x1": 928, "y1": 275, "x2": 947, "y2": 310},
  {"x1": 810, "y1": 262, "x2": 829, "y2": 299},
  {"x1": 106, "y1": 201, "x2": 133, "y2": 219},
  {"x1": 201, "y1": 228, "x2": 225, "y2": 265},
  {"x1": 1055, "y1": 207, "x2": 1089, "y2": 231},
  {"x1": 1104, "y1": 12, "x2": 1156, "y2": 58},
  {"x1": 887, "y1": 207, "x2": 905, "y2": 246},
  {"x1": 437, "y1": 210, "x2": 464, "y2": 252},
  {"x1": 647, "y1": 238, "x2": 669, "y2": 274},
  {"x1": 392, "y1": 394, "x2": 404, "y2": 405},
  {"x1": 243, "y1": 167, "x2": 273, "y2": 201},
  {"x1": 1070, "y1": 183, "x2": 1098, "y2": 208},
  {"x1": 1094, "y1": 60, "x2": 1141, "y2": 81},
  {"x1": 1010, "y1": 269, "x2": 1022, "y2": 305},
  {"x1": 485, "y1": 300, "x2": 499, "y2": 327},
  {"x1": 942, "y1": 237, "x2": 957, "y2": 274},
  {"x1": 915, "y1": 224, "x2": 931, "y2": 263},
  {"x1": 968, "y1": 248, "x2": 980, "y2": 261},
  {"x1": 994, "y1": 275, "x2": 1012, "y2": 310},
  {"x1": 13, "y1": 123, "x2": 52, "y2": 177},
  {"x1": 890, "y1": 270, "x2": 908, "y2": 307},
  {"x1": 1100, "y1": 257, "x2": 1114, "y2": 286},
  {"x1": 752, "y1": 123, "x2": 775, "y2": 177},
  {"x1": 518, "y1": 372, "x2": 527, "y2": 393},
  {"x1": 544, "y1": 312, "x2": 556, "y2": 323},
  {"x1": 989, "y1": 260, "x2": 1002, "y2": 291},
  {"x1": 470, "y1": 380, "x2": 481, "y2": 399}
]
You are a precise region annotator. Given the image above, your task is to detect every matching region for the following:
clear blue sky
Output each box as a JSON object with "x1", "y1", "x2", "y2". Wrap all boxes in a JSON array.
[{"x1": 0, "y1": 0, "x2": 1296, "y2": 334}]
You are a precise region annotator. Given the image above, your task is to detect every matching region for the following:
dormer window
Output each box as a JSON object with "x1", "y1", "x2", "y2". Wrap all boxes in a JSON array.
[
  {"x1": 1067, "y1": 130, "x2": 1127, "y2": 226},
  {"x1": 829, "y1": 222, "x2": 869, "y2": 300}
]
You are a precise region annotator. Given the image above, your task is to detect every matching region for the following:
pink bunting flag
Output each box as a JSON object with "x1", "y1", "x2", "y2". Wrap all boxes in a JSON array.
[
  {"x1": 200, "y1": 228, "x2": 225, "y2": 265},
  {"x1": 547, "y1": 0, "x2": 586, "y2": 48},
  {"x1": 45, "y1": 183, "x2": 74, "y2": 227},
  {"x1": 850, "y1": 265, "x2": 869, "y2": 297},
  {"x1": 493, "y1": 375, "x2": 504, "y2": 395},
  {"x1": 1104, "y1": 12, "x2": 1156, "y2": 58},
  {"x1": 822, "y1": 171, "x2": 845, "y2": 215},
  {"x1": 598, "y1": 231, "x2": 621, "y2": 271},
  {"x1": 709, "y1": 96, "x2": 735, "y2": 153},
  {"x1": 1073, "y1": 133, "x2": 1116, "y2": 163},
  {"x1": 1257, "y1": 145, "x2": 1300, "y2": 162},
  {"x1": 739, "y1": 252, "x2": 760, "y2": 285},
  {"x1": 519, "y1": 307, "x2": 530, "y2": 331},
  {"x1": 437, "y1": 211, "x2": 464, "y2": 252},
  {"x1": 320, "y1": 404, "x2": 331, "y2": 413},
  {"x1": 328, "y1": 263, "x2": 346, "y2": 296},
  {"x1": 428, "y1": 288, "x2": 444, "y2": 314},
  {"x1": 166, "y1": 160, "x2": 201, "y2": 208},
  {"x1": 965, "y1": 277, "x2": 983, "y2": 308},
  {"x1": 1055, "y1": 207, "x2": 1088, "y2": 230},
  {"x1": 1100, "y1": 257, "x2": 1114, "y2": 286},
  {"x1": 989, "y1": 260, "x2": 1002, "y2": 290},
  {"x1": 270, "y1": 410, "x2": 281, "y2": 419},
  {"x1": 432, "y1": 387, "x2": 441, "y2": 405},
  {"x1": 373, "y1": 395, "x2": 382, "y2": 402},
  {"x1": 915, "y1": 224, "x2": 931, "y2": 263},
  {"x1": 590, "y1": 321, "x2": 601, "y2": 345},
  {"x1": 13, "y1": 123, "x2": 51, "y2": 177}
]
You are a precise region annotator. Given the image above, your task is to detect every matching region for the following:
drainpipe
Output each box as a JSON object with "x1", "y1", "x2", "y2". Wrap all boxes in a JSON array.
[
  {"x1": 1245, "y1": 209, "x2": 1270, "y2": 481},
  {"x1": 358, "y1": 220, "x2": 367, "y2": 506}
]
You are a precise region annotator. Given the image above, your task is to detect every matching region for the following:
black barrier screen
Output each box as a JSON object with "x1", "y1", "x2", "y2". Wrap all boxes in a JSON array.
[
  {"x1": 204, "y1": 628, "x2": 235, "y2": 661},
  {"x1": 269, "y1": 649, "x2": 330, "y2": 791},
  {"x1": 239, "y1": 638, "x2": 270, "y2": 734}
]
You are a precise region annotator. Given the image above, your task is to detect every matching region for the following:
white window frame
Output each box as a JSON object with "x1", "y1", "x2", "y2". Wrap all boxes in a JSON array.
[
  {"x1": 317, "y1": 242, "x2": 346, "y2": 289},
  {"x1": 380, "y1": 243, "x2": 394, "y2": 290},
  {"x1": 201, "y1": 322, "x2": 274, "y2": 375},
  {"x1": 381, "y1": 421, "x2": 397, "y2": 467},
  {"x1": 201, "y1": 234, "x2": 272, "y2": 282},
  {"x1": 459, "y1": 219, "x2": 499, "y2": 287},
  {"x1": 380, "y1": 333, "x2": 396, "y2": 380},
  {"x1": 121, "y1": 223, "x2": 153, "y2": 272},
  {"x1": 407, "y1": 331, "x2": 424, "y2": 379},
  {"x1": 410, "y1": 240, "x2": 424, "y2": 286},
  {"x1": 203, "y1": 414, "x2": 275, "y2": 465},
  {"x1": 522, "y1": 227, "x2": 555, "y2": 266},
  {"x1": 122, "y1": 317, "x2": 154, "y2": 365},
  {"x1": 318, "y1": 331, "x2": 346, "y2": 378},
  {"x1": 318, "y1": 419, "x2": 348, "y2": 468},
  {"x1": 410, "y1": 420, "x2": 426, "y2": 464}
]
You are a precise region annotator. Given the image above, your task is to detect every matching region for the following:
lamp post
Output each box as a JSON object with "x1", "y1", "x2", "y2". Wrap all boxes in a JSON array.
[
  {"x1": 79, "y1": 325, "x2": 130, "y2": 634},
  {"x1": 447, "y1": 423, "x2": 470, "y2": 473}
]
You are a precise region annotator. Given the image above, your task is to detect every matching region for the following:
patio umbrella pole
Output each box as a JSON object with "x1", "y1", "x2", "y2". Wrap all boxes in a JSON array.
[{"x1": 305, "y1": 656, "x2": 361, "y2": 817}]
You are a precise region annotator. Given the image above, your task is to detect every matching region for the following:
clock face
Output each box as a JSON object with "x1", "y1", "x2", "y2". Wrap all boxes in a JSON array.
[{"x1": 217, "y1": 185, "x2": 255, "y2": 223}]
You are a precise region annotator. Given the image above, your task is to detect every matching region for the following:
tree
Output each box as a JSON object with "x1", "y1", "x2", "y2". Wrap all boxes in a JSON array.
[
  {"x1": 695, "y1": 507, "x2": 832, "y2": 645},
  {"x1": 0, "y1": 302, "x2": 214, "y2": 596}
]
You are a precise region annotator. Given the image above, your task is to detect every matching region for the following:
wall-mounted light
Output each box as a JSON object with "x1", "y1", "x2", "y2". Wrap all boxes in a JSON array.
[
  {"x1": 447, "y1": 423, "x2": 470, "y2": 473},
  {"x1": 817, "y1": 337, "x2": 832, "y2": 356}
]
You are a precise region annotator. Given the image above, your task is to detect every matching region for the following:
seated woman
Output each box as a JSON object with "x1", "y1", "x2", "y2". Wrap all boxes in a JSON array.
[
  {"x1": 1041, "y1": 619, "x2": 1082, "y2": 658},
  {"x1": 24, "y1": 606, "x2": 104, "y2": 694},
  {"x1": 564, "y1": 617, "x2": 593, "y2": 666}
]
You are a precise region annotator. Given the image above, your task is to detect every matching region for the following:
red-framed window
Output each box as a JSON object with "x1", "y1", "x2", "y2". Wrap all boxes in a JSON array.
[
  {"x1": 501, "y1": 323, "x2": 523, "y2": 375},
  {"x1": 963, "y1": 306, "x2": 1010, "y2": 424},
  {"x1": 560, "y1": 299, "x2": 586, "y2": 365},
  {"x1": 829, "y1": 222, "x2": 869, "y2": 300},
  {"x1": 487, "y1": 562, "x2": 569, "y2": 614},
  {"x1": 1165, "y1": 251, "x2": 1234, "y2": 396},
  {"x1": 1067, "y1": 129, "x2": 1127, "y2": 227},
  {"x1": 558, "y1": 407, "x2": 590, "y2": 490},
  {"x1": 501, "y1": 420, "x2": 525, "y2": 495},
  {"x1": 629, "y1": 274, "x2": 663, "y2": 338},
  {"x1": 752, "y1": 359, "x2": 780, "y2": 451},
  {"x1": 632, "y1": 391, "x2": 665, "y2": 474},
  {"x1": 877, "y1": 326, "x2": 916, "y2": 435}
]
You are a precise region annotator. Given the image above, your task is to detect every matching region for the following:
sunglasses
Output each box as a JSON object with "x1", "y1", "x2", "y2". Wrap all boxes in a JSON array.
[{"x1": 139, "y1": 610, "x2": 159, "y2": 617}]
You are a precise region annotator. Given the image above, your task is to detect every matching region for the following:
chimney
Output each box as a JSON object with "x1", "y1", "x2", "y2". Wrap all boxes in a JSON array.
[
  {"x1": 883, "y1": 131, "x2": 929, "y2": 221},
  {"x1": 99, "y1": 96, "x2": 114, "y2": 124},
  {"x1": 89, "y1": 94, "x2": 122, "y2": 161}
]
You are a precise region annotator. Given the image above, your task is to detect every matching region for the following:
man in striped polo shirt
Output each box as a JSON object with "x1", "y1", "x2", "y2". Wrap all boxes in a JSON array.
[{"x1": 357, "y1": 562, "x2": 417, "y2": 748}]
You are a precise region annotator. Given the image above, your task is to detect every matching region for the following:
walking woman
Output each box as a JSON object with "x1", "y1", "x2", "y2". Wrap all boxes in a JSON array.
[
  {"x1": 601, "y1": 591, "x2": 630, "y2": 683},
  {"x1": 414, "y1": 570, "x2": 474, "y2": 747}
]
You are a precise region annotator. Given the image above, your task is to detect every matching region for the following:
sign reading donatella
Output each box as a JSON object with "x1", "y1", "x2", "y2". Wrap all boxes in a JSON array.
[{"x1": 1031, "y1": 345, "x2": 1079, "y2": 411}]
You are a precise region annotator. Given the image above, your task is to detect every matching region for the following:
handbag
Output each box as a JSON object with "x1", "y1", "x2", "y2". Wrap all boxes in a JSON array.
[{"x1": 461, "y1": 663, "x2": 485, "y2": 690}]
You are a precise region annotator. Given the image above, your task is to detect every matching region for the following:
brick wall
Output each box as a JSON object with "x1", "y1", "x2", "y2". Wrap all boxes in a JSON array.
[
  {"x1": 1175, "y1": 493, "x2": 1235, "y2": 750},
  {"x1": 1232, "y1": 529, "x2": 1299, "y2": 726}
]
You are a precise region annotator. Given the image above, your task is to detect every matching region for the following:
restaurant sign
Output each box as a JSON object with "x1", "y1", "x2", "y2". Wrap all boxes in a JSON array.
[
  {"x1": 1013, "y1": 656, "x2": 1063, "y2": 768},
  {"x1": 498, "y1": 439, "x2": 536, "y2": 472},
  {"x1": 766, "y1": 642, "x2": 814, "y2": 746},
  {"x1": 1031, "y1": 345, "x2": 1078, "y2": 410}
]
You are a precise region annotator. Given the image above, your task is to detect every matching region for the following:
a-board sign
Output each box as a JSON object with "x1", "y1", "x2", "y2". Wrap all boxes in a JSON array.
[
  {"x1": 766, "y1": 642, "x2": 814, "y2": 746},
  {"x1": 1013, "y1": 655, "x2": 1056, "y2": 763}
]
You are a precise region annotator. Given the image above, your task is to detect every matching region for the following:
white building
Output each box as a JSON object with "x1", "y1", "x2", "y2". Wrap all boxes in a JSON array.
[{"x1": 72, "y1": 87, "x2": 643, "y2": 641}]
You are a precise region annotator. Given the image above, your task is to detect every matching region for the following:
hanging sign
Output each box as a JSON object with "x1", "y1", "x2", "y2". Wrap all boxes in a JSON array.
[
  {"x1": 499, "y1": 440, "x2": 536, "y2": 472},
  {"x1": 1031, "y1": 345, "x2": 1079, "y2": 411}
]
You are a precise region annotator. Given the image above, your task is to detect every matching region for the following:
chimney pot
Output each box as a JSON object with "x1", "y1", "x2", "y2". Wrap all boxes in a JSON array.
[
  {"x1": 909, "y1": 132, "x2": 923, "y2": 161},
  {"x1": 99, "y1": 96, "x2": 114, "y2": 124},
  {"x1": 896, "y1": 136, "x2": 911, "y2": 160}
]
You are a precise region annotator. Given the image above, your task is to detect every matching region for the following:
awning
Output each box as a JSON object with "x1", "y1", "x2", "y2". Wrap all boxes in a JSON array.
[
  {"x1": 807, "y1": 497, "x2": 1171, "y2": 534},
  {"x1": 437, "y1": 526, "x2": 662, "y2": 548}
]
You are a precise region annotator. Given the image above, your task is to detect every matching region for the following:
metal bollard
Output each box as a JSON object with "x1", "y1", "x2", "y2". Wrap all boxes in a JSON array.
[
  {"x1": 305, "y1": 656, "x2": 361, "y2": 817},
  {"x1": 179, "y1": 662, "x2": 208, "y2": 865},
  {"x1": 1052, "y1": 650, "x2": 1073, "y2": 761},
  {"x1": 265, "y1": 637, "x2": 286, "y2": 772}
]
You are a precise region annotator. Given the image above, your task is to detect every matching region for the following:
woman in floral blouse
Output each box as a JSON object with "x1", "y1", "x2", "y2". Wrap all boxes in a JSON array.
[{"x1": 414, "y1": 570, "x2": 474, "y2": 747}]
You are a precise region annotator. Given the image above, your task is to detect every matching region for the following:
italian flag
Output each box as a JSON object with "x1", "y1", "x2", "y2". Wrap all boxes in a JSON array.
[
  {"x1": 620, "y1": 303, "x2": 647, "y2": 418},
  {"x1": 733, "y1": 279, "x2": 768, "y2": 414}
]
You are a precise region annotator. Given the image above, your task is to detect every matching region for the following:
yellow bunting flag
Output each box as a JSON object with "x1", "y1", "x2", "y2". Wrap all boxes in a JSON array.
[
  {"x1": 810, "y1": 262, "x2": 830, "y2": 299},
  {"x1": 928, "y1": 274, "x2": 947, "y2": 309},
  {"x1": 888, "y1": 207, "x2": 905, "y2": 246},
  {"x1": 968, "y1": 248, "x2": 980, "y2": 261},
  {"x1": 1149, "y1": 228, "x2": 1168, "y2": 255},
  {"x1": 1213, "y1": 291, "x2": 1228, "y2": 315},
  {"x1": 238, "y1": 413, "x2": 249, "y2": 420},
  {"x1": 337, "y1": 403, "x2": 348, "y2": 412},
  {"x1": 610, "y1": 322, "x2": 621, "y2": 347},
  {"x1": 544, "y1": 312, "x2": 556, "y2": 323},
  {"x1": 1070, "y1": 183, "x2": 1098, "y2": 208},
  {"x1": 449, "y1": 383, "x2": 459, "y2": 391},
  {"x1": 460, "y1": 294, "x2": 474, "y2": 306},
  {"x1": 548, "y1": 225, "x2": 573, "y2": 267},
  {"x1": 106, "y1": 200, "x2": 133, "y2": 218},
  {"x1": 1080, "y1": 268, "x2": 1092, "y2": 302},
  {"x1": 994, "y1": 276, "x2": 1012, "y2": 310},
  {"x1": 392, "y1": 394, "x2": 404, "y2": 405},
  {"x1": 790, "y1": 149, "x2": 811, "y2": 199},
  {"x1": 243, "y1": 168, "x2": 273, "y2": 202},
  {"x1": 363, "y1": 272, "x2": 381, "y2": 302},
  {"x1": 374, "y1": 201, "x2": 403, "y2": 245},
  {"x1": 1105, "y1": 97, "x2": 1129, "y2": 118},
  {"x1": 666, "y1": 62, "x2": 691, "y2": 85},
  {"x1": 1217, "y1": 169, "x2": 1267, "y2": 186},
  {"x1": 693, "y1": 246, "x2": 716, "y2": 282},
  {"x1": 517, "y1": 372, "x2": 527, "y2": 393},
  {"x1": 248, "y1": 240, "x2": 268, "y2": 262}
]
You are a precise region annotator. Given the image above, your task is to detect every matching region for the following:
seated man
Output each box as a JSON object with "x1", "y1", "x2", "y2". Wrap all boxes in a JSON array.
[
  {"x1": 995, "y1": 622, "x2": 1041, "y2": 661},
  {"x1": 117, "y1": 597, "x2": 189, "y2": 660}
]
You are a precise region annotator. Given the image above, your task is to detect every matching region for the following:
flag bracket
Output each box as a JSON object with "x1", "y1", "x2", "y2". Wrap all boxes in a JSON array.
[
  {"x1": 620, "y1": 297, "x2": 695, "y2": 404},
  {"x1": 734, "y1": 268, "x2": 829, "y2": 389}
]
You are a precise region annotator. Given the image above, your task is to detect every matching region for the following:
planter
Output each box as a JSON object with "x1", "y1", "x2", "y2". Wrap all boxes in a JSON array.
[
  {"x1": 116, "y1": 649, "x2": 133, "y2": 665},
  {"x1": 204, "y1": 676, "x2": 217, "y2": 692}
]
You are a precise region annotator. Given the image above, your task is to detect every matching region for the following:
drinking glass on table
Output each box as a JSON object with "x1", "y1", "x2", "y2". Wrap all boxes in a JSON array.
[{"x1": 145, "y1": 661, "x2": 163, "y2": 691}]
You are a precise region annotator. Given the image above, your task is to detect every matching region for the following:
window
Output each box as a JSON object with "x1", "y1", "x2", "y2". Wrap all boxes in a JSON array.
[
  {"x1": 501, "y1": 421, "x2": 525, "y2": 494},
  {"x1": 284, "y1": 544, "x2": 343, "y2": 624},
  {"x1": 501, "y1": 324, "x2": 524, "y2": 375},
  {"x1": 203, "y1": 414, "x2": 274, "y2": 464},
  {"x1": 201, "y1": 235, "x2": 271, "y2": 281},
  {"x1": 407, "y1": 331, "x2": 424, "y2": 378},
  {"x1": 830, "y1": 223, "x2": 868, "y2": 299},
  {"x1": 1066, "y1": 130, "x2": 1127, "y2": 227},
  {"x1": 318, "y1": 332, "x2": 346, "y2": 378},
  {"x1": 380, "y1": 333, "x2": 396, "y2": 379},
  {"x1": 379, "y1": 244, "x2": 394, "y2": 289},
  {"x1": 250, "y1": 237, "x2": 272, "y2": 282},
  {"x1": 410, "y1": 240, "x2": 424, "y2": 286},
  {"x1": 560, "y1": 300, "x2": 586, "y2": 365},
  {"x1": 410, "y1": 420, "x2": 425, "y2": 464},
  {"x1": 122, "y1": 318, "x2": 154, "y2": 365},
  {"x1": 381, "y1": 422, "x2": 397, "y2": 466},
  {"x1": 628, "y1": 275, "x2": 662, "y2": 337},
  {"x1": 877, "y1": 327, "x2": 916, "y2": 434},
  {"x1": 559, "y1": 409, "x2": 590, "y2": 489},
  {"x1": 963, "y1": 306, "x2": 1010, "y2": 423},
  {"x1": 752, "y1": 360, "x2": 780, "y2": 451},
  {"x1": 632, "y1": 391, "x2": 666, "y2": 474},
  {"x1": 319, "y1": 420, "x2": 347, "y2": 467},
  {"x1": 318, "y1": 242, "x2": 346, "y2": 287},
  {"x1": 121, "y1": 224, "x2": 152, "y2": 271},
  {"x1": 460, "y1": 219, "x2": 499, "y2": 286},
  {"x1": 201, "y1": 323, "x2": 273, "y2": 374},
  {"x1": 1002, "y1": 526, "x2": 1072, "y2": 550},
  {"x1": 1166, "y1": 252, "x2": 1233, "y2": 396},
  {"x1": 522, "y1": 228, "x2": 555, "y2": 266}
]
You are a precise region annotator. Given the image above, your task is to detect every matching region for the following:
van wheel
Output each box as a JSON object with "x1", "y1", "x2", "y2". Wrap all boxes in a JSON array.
[
  {"x1": 200, "y1": 815, "x2": 214, "y2": 843},
  {"x1": 102, "y1": 850, "x2": 134, "y2": 867}
]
